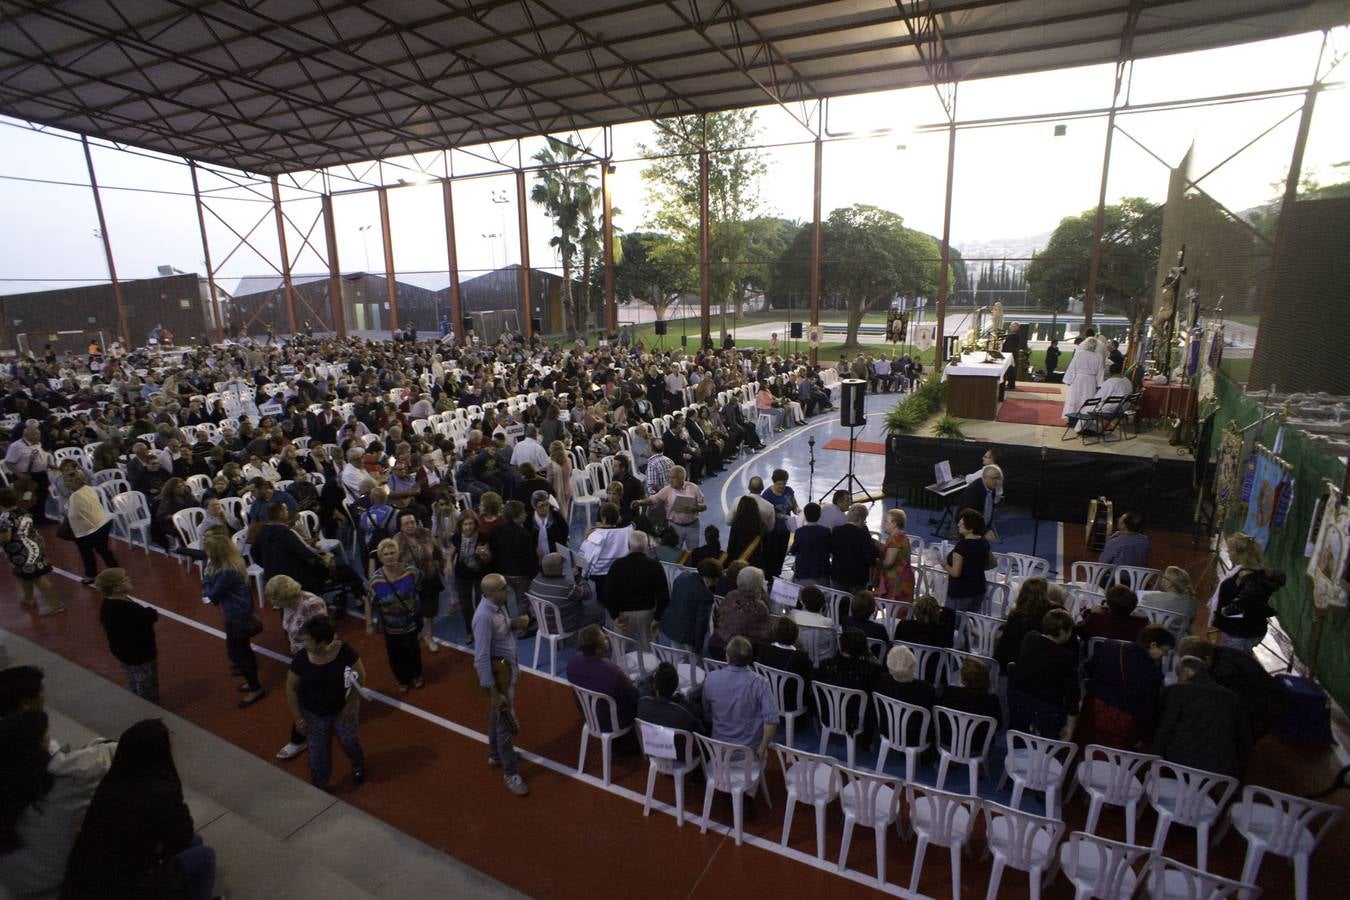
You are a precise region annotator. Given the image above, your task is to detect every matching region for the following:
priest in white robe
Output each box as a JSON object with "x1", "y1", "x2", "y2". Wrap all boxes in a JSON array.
[{"x1": 1062, "y1": 337, "x2": 1104, "y2": 423}]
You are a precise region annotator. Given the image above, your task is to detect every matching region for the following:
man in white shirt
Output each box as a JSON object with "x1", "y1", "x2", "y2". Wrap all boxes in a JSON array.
[
  {"x1": 339, "y1": 447, "x2": 369, "y2": 502},
  {"x1": 818, "y1": 490, "x2": 850, "y2": 531},
  {"x1": 4, "y1": 421, "x2": 51, "y2": 523},
  {"x1": 509, "y1": 424, "x2": 551, "y2": 470},
  {"x1": 727, "y1": 475, "x2": 775, "y2": 531}
]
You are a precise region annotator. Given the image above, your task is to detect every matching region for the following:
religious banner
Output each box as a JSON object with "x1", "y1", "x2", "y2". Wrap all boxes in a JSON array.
[
  {"x1": 1214, "y1": 422, "x2": 1245, "y2": 526},
  {"x1": 1241, "y1": 443, "x2": 1294, "y2": 551},
  {"x1": 1308, "y1": 491, "x2": 1350, "y2": 609},
  {"x1": 912, "y1": 325, "x2": 935, "y2": 352}
]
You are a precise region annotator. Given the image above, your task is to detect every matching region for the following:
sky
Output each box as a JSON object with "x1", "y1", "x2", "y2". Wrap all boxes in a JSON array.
[{"x1": 0, "y1": 27, "x2": 1345, "y2": 297}]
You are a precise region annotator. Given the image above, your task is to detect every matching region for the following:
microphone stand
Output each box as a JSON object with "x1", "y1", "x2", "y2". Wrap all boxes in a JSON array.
[{"x1": 807, "y1": 435, "x2": 816, "y2": 499}]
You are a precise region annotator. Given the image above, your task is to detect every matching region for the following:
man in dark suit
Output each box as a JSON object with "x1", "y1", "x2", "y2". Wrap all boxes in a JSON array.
[
  {"x1": 754, "y1": 616, "x2": 813, "y2": 716},
  {"x1": 525, "y1": 491, "x2": 569, "y2": 557},
  {"x1": 956, "y1": 465, "x2": 1001, "y2": 541},
  {"x1": 829, "y1": 504, "x2": 879, "y2": 594},
  {"x1": 308, "y1": 402, "x2": 341, "y2": 445},
  {"x1": 636, "y1": 662, "x2": 705, "y2": 758},
  {"x1": 488, "y1": 500, "x2": 541, "y2": 622},
  {"x1": 840, "y1": 590, "x2": 889, "y2": 645},
  {"x1": 1001, "y1": 322, "x2": 1025, "y2": 389},
  {"x1": 789, "y1": 502, "x2": 832, "y2": 585},
  {"x1": 512, "y1": 463, "x2": 553, "y2": 506},
  {"x1": 1153, "y1": 656, "x2": 1253, "y2": 778},
  {"x1": 613, "y1": 454, "x2": 646, "y2": 524}
]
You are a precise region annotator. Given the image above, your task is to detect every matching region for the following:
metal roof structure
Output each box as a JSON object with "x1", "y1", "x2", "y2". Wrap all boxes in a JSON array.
[{"x1": 1, "y1": 0, "x2": 1345, "y2": 175}]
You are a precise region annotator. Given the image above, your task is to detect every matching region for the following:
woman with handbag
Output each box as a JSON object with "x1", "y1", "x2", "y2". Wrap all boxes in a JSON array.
[
  {"x1": 449, "y1": 511, "x2": 490, "y2": 647},
  {"x1": 285, "y1": 615, "x2": 367, "y2": 788},
  {"x1": 394, "y1": 510, "x2": 445, "y2": 653},
  {"x1": 366, "y1": 538, "x2": 424, "y2": 692},
  {"x1": 62, "y1": 470, "x2": 120, "y2": 585},
  {"x1": 202, "y1": 530, "x2": 265, "y2": 707}
]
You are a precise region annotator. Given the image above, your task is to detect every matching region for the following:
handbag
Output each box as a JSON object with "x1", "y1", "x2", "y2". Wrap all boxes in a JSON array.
[
  {"x1": 226, "y1": 613, "x2": 264, "y2": 640},
  {"x1": 56, "y1": 518, "x2": 75, "y2": 541}
]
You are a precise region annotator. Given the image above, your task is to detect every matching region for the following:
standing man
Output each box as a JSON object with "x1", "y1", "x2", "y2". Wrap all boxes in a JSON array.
[
  {"x1": 636, "y1": 466, "x2": 705, "y2": 551},
  {"x1": 474, "y1": 573, "x2": 530, "y2": 796},
  {"x1": 4, "y1": 420, "x2": 50, "y2": 525},
  {"x1": 1002, "y1": 322, "x2": 1024, "y2": 390}
]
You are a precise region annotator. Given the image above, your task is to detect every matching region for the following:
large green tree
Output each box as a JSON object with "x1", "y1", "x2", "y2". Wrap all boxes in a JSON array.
[
  {"x1": 614, "y1": 231, "x2": 693, "y2": 322},
  {"x1": 639, "y1": 111, "x2": 769, "y2": 332},
  {"x1": 776, "y1": 204, "x2": 953, "y2": 348},
  {"x1": 1026, "y1": 197, "x2": 1162, "y2": 338},
  {"x1": 530, "y1": 138, "x2": 602, "y2": 336}
]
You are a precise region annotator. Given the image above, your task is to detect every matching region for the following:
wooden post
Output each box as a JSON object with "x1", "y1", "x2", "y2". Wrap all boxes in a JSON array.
[
  {"x1": 81, "y1": 135, "x2": 130, "y2": 348},
  {"x1": 189, "y1": 161, "x2": 225, "y2": 343},
  {"x1": 321, "y1": 195, "x2": 346, "y2": 338},
  {"x1": 515, "y1": 169, "x2": 533, "y2": 341},
  {"x1": 935, "y1": 118, "x2": 956, "y2": 369},
  {"x1": 699, "y1": 147, "x2": 711, "y2": 350},
  {"x1": 602, "y1": 161, "x2": 617, "y2": 334},
  {"x1": 809, "y1": 135, "x2": 823, "y2": 366},
  {"x1": 442, "y1": 179, "x2": 462, "y2": 345},
  {"x1": 270, "y1": 175, "x2": 298, "y2": 336},
  {"x1": 378, "y1": 187, "x2": 398, "y2": 337}
]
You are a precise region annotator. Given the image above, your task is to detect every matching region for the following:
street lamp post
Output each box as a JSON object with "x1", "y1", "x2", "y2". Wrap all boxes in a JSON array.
[{"x1": 357, "y1": 224, "x2": 373, "y2": 271}]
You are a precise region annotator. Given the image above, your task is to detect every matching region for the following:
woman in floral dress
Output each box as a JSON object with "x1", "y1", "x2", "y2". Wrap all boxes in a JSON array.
[
  {"x1": 874, "y1": 508, "x2": 915, "y2": 604},
  {"x1": 0, "y1": 485, "x2": 63, "y2": 616}
]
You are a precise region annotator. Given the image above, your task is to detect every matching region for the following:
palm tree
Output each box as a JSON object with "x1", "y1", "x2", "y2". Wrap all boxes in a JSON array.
[{"x1": 530, "y1": 138, "x2": 600, "y2": 336}]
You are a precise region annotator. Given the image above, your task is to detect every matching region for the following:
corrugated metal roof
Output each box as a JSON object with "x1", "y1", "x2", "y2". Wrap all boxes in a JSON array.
[{"x1": 0, "y1": 0, "x2": 1344, "y2": 175}]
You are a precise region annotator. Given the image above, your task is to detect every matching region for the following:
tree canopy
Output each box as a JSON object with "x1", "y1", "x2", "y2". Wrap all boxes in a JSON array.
[{"x1": 529, "y1": 137, "x2": 602, "y2": 336}]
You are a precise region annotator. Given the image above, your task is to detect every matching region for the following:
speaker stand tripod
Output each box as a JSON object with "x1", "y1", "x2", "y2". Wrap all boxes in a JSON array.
[{"x1": 819, "y1": 425, "x2": 871, "y2": 505}]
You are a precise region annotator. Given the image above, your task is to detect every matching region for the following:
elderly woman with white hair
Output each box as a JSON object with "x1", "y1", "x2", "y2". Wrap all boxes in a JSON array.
[
  {"x1": 1140, "y1": 565, "x2": 1198, "y2": 622},
  {"x1": 710, "y1": 564, "x2": 773, "y2": 659},
  {"x1": 875, "y1": 644, "x2": 938, "y2": 715}
]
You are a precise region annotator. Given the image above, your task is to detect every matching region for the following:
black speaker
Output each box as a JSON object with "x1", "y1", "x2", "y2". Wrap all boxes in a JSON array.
[
  {"x1": 531, "y1": 316, "x2": 543, "y2": 333},
  {"x1": 840, "y1": 379, "x2": 866, "y2": 427},
  {"x1": 790, "y1": 321, "x2": 803, "y2": 339},
  {"x1": 654, "y1": 320, "x2": 668, "y2": 335},
  {"x1": 680, "y1": 334, "x2": 688, "y2": 347},
  {"x1": 462, "y1": 316, "x2": 474, "y2": 332}
]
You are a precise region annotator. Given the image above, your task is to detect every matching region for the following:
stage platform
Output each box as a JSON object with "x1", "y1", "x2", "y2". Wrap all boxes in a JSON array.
[{"x1": 883, "y1": 410, "x2": 1200, "y2": 532}]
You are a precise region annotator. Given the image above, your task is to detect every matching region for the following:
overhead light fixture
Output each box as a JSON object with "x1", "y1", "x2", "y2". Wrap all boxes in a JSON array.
[
  {"x1": 1053, "y1": 124, "x2": 1067, "y2": 137},
  {"x1": 397, "y1": 173, "x2": 435, "y2": 186}
]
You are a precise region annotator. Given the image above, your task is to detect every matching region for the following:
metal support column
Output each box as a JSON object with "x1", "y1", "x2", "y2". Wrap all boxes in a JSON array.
[
  {"x1": 935, "y1": 117, "x2": 957, "y2": 369},
  {"x1": 189, "y1": 161, "x2": 225, "y2": 343},
  {"x1": 515, "y1": 169, "x2": 533, "y2": 342},
  {"x1": 602, "y1": 161, "x2": 617, "y2": 334},
  {"x1": 1084, "y1": 92, "x2": 1121, "y2": 329},
  {"x1": 699, "y1": 147, "x2": 711, "y2": 349},
  {"x1": 270, "y1": 175, "x2": 298, "y2": 336},
  {"x1": 80, "y1": 135, "x2": 129, "y2": 348},
  {"x1": 809, "y1": 135, "x2": 823, "y2": 366},
  {"x1": 321, "y1": 194, "x2": 346, "y2": 338},
  {"x1": 442, "y1": 179, "x2": 463, "y2": 345},
  {"x1": 378, "y1": 187, "x2": 398, "y2": 336}
]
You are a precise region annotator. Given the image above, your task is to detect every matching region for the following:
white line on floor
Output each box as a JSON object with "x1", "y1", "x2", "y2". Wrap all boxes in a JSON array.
[{"x1": 46, "y1": 564, "x2": 927, "y2": 899}]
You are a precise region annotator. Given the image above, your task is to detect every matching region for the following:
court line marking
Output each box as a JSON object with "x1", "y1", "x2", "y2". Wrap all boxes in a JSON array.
[{"x1": 44, "y1": 564, "x2": 928, "y2": 899}]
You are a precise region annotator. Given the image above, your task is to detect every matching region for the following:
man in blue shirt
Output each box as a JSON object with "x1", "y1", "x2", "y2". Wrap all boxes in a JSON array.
[
  {"x1": 246, "y1": 478, "x2": 297, "y2": 523},
  {"x1": 1098, "y1": 511, "x2": 1151, "y2": 568},
  {"x1": 473, "y1": 573, "x2": 531, "y2": 796},
  {"x1": 789, "y1": 502, "x2": 832, "y2": 586},
  {"x1": 700, "y1": 637, "x2": 777, "y2": 758}
]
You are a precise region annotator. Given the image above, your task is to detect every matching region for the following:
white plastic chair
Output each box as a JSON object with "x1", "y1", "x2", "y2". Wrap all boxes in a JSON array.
[
  {"x1": 1001, "y1": 730, "x2": 1077, "y2": 818},
  {"x1": 603, "y1": 626, "x2": 658, "y2": 681},
  {"x1": 1007, "y1": 552, "x2": 1050, "y2": 579},
  {"x1": 1115, "y1": 565, "x2": 1162, "y2": 592},
  {"x1": 1073, "y1": 745, "x2": 1157, "y2": 845},
  {"x1": 982, "y1": 800, "x2": 1066, "y2": 900},
  {"x1": 570, "y1": 469, "x2": 599, "y2": 526},
  {"x1": 111, "y1": 491, "x2": 153, "y2": 552},
  {"x1": 960, "y1": 612, "x2": 1004, "y2": 657},
  {"x1": 836, "y1": 765, "x2": 902, "y2": 886},
  {"x1": 773, "y1": 744, "x2": 840, "y2": 860},
  {"x1": 572, "y1": 683, "x2": 632, "y2": 786},
  {"x1": 873, "y1": 694, "x2": 931, "y2": 783},
  {"x1": 229, "y1": 528, "x2": 267, "y2": 610},
  {"x1": 892, "y1": 639, "x2": 946, "y2": 685},
  {"x1": 528, "y1": 594, "x2": 575, "y2": 676},
  {"x1": 1227, "y1": 784, "x2": 1340, "y2": 900},
  {"x1": 170, "y1": 506, "x2": 206, "y2": 567},
  {"x1": 812, "y1": 681, "x2": 868, "y2": 768},
  {"x1": 754, "y1": 663, "x2": 807, "y2": 749},
  {"x1": 218, "y1": 496, "x2": 246, "y2": 531},
  {"x1": 907, "y1": 784, "x2": 978, "y2": 898},
  {"x1": 637, "y1": 720, "x2": 702, "y2": 827},
  {"x1": 1055, "y1": 831, "x2": 1149, "y2": 900},
  {"x1": 1146, "y1": 760, "x2": 1238, "y2": 872},
  {"x1": 1137, "y1": 604, "x2": 1191, "y2": 640},
  {"x1": 797, "y1": 623, "x2": 837, "y2": 667},
  {"x1": 185, "y1": 473, "x2": 210, "y2": 500},
  {"x1": 934, "y1": 706, "x2": 997, "y2": 794},
  {"x1": 1071, "y1": 561, "x2": 1115, "y2": 589},
  {"x1": 1144, "y1": 854, "x2": 1261, "y2": 900},
  {"x1": 652, "y1": 642, "x2": 706, "y2": 694},
  {"x1": 694, "y1": 734, "x2": 772, "y2": 846},
  {"x1": 942, "y1": 648, "x2": 1001, "y2": 692}
]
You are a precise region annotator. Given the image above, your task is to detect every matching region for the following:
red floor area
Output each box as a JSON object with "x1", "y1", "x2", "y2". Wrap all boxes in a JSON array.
[
  {"x1": 995, "y1": 397, "x2": 1066, "y2": 427},
  {"x1": 824, "y1": 438, "x2": 888, "y2": 455},
  {"x1": 6, "y1": 532, "x2": 1348, "y2": 899},
  {"x1": 1010, "y1": 385, "x2": 1061, "y2": 395}
]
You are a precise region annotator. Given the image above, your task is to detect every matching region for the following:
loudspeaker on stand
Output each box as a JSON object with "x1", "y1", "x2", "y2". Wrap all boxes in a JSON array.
[{"x1": 840, "y1": 379, "x2": 866, "y2": 427}]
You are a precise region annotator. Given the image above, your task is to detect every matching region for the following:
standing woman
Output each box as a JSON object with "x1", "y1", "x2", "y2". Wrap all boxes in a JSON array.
[
  {"x1": 874, "y1": 508, "x2": 916, "y2": 604},
  {"x1": 63, "y1": 470, "x2": 120, "y2": 585},
  {"x1": 942, "y1": 508, "x2": 996, "y2": 614},
  {"x1": 449, "y1": 512, "x2": 489, "y2": 646},
  {"x1": 0, "y1": 486, "x2": 64, "y2": 616},
  {"x1": 285, "y1": 616, "x2": 368, "y2": 788},
  {"x1": 266, "y1": 575, "x2": 328, "y2": 761},
  {"x1": 202, "y1": 530, "x2": 265, "y2": 707},
  {"x1": 61, "y1": 719, "x2": 217, "y2": 900},
  {"x1": 760, "y1": 469, "x2": 800, "y2": 578},
  {"x1": 366, "y1": 538, "x2": 424, "y2": 691},
  {"x1": 394, "y1": 510, "x2": 445, "y2": 653},
  {"x1": 545, "y1": 441, "x2": 573, "y2": 523},
  {"x1": 725, "y1": 495, "x2": 767, "y2": 570}
]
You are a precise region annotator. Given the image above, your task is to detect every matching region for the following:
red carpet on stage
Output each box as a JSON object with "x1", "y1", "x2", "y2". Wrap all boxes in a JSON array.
[
  {"x1": 995, "y1": 397, "x2": 1066, "y2": 427},
  {"x1": 824, "y1": 438, "x2": 887, "y2": 455},
  {"x1": 1011, "y1": 384, "x2": 1060, "y2": 395}
]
